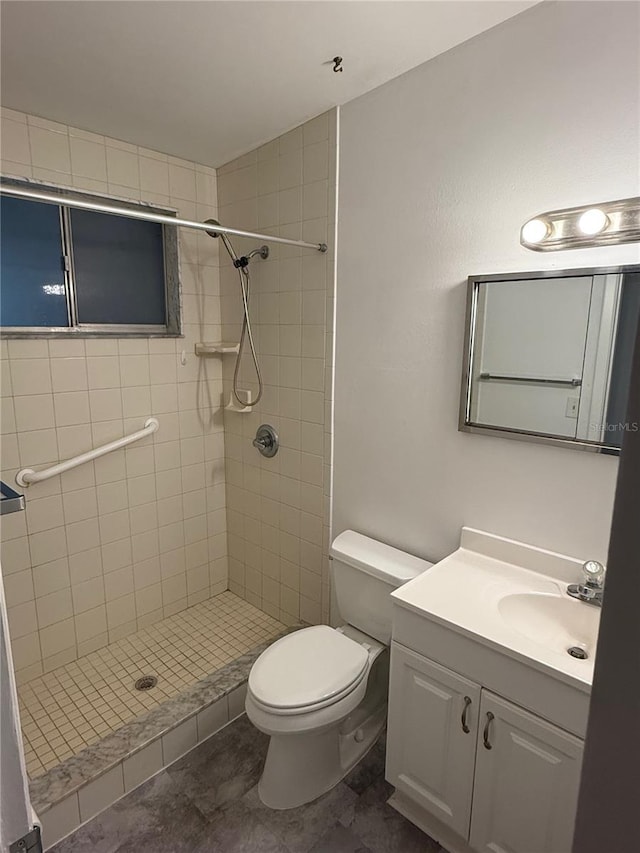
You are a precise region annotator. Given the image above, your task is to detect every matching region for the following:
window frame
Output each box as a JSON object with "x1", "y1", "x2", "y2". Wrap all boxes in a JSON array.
[{"x1": 0, "y1": 178, "x2": 181, "y2": 338}]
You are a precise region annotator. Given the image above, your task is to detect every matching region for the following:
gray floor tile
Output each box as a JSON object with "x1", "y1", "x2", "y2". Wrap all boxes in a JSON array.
[
  {"x1": 339, "y1": 778, "x2": 440, "y2": 853},
  {"x1": 50, "y1": 772, "x2": 208, "y2": 853},
  {"x1": 309, "y1": 823, "x2": 373, "y2": 853},
  {"x1": 167, "y1": 714, "x2": 269, "y2": 819},
  {"x1": 240, "y1": 780, "x2": 358, "y2": 853},
  {"x1": 50, "y1": 715, "x2": 441, "y2": 853},
  {"x1": 203, "y1": 799, "x2": 290, "y2": 852}
]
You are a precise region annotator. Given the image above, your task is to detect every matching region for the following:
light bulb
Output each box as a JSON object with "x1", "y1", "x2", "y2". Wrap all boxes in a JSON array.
[
  {"x1": 578, "y1": 208, "x2": 609, "y2": 235},
  {"x1": 521, "y1": 218, "x2": 550, "y2": 244}
]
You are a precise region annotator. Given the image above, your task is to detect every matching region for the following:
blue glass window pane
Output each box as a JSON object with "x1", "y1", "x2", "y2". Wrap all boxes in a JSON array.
[
  {"x1": 0, "y1": 196, "x2": 68, "y2": 327},
  {"x1": 71, "y1": 210, "x2": 166, "y2": 325}
]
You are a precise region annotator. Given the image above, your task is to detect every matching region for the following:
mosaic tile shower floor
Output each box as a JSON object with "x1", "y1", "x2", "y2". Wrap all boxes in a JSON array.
[{"x1": 18, "y1": 592, "x2": 286, "y2": 779}]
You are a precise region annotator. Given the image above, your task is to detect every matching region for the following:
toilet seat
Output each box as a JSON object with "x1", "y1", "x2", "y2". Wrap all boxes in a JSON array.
[{"x1": 248, "y1": 625, "x2": 369, "y2": 713}]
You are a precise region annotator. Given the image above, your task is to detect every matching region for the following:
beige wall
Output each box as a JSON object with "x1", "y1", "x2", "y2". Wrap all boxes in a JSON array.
[
  {"x1": 217, "y1": 110, "x2": 337, "y2": 626},
  {"x1": 0, "y1": 109, "x2": 227, "y2": 683}
]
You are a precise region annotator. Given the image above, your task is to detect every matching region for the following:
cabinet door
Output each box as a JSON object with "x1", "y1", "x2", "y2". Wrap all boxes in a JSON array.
[
  {"x1": 386, "y1": 643, "x2": 481, "y2": 838},
  {"x1": 470, "y1": 691, "x2": 584, "y2": 853}
]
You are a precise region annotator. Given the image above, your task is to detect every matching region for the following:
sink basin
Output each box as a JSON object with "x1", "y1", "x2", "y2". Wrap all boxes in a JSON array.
[
  {"x1": 498, "y1": 592, "x2": 600, "y2": 658},
  {"x1": 392, "y1": 528, "x2": 603, "y2": 689}
]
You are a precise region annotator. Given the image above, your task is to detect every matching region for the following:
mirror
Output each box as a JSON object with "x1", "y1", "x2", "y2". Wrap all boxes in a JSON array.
[{"x1": 460, "y1": 265, "x2": 640, "y2": 454}]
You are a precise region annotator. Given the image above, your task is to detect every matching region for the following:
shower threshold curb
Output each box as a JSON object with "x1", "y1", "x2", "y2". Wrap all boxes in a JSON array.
[{"x1": 31, "y1": 625, "x2": 299, "y2": 817}]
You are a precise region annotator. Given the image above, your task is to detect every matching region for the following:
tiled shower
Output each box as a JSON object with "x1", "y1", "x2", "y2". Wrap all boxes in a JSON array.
[
  {"x1": 218, "y1": 109, "x2": 337, "y2": 627},
  {"x1": 0, "y1": 104, "x2": 337, "y2": 808}
]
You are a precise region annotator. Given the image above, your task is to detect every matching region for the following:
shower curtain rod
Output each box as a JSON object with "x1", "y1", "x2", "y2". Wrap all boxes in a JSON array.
[{"x1": 0, "y1": 184, "x2": 328, "y2": 253}]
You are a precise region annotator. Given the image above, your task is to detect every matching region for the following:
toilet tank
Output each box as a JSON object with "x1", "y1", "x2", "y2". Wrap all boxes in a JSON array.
[{"x1": 330, "y1": 530, "x2": 433, "y2": 643}]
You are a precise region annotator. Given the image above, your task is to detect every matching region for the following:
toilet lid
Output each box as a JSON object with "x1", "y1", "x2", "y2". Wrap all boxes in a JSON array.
[{"x1": 249, "y1": 625, "x2": 369, "y2": 710}]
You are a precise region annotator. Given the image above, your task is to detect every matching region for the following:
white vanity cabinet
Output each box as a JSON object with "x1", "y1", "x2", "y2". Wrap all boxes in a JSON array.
[
  {"x1": 386, "y1": 644, "x2": 480, "y2": 838},
  {"x1": 470, "y1": 691, "x2": 583, "y2": 853},
  {"x1": 386, "y1": 642, "x2": 584, "y2": 853}
]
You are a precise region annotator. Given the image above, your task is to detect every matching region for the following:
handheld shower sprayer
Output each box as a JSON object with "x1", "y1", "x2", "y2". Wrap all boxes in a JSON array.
[
  {"x1": 233, "y1": 246, "x2": 269, "y2": 269},
  {"x1": 205, "y1": 220, "x2": 268, "y2": 267},
  {"x1": 204, "y1": 219, "x2": 266, "y2": 407}
]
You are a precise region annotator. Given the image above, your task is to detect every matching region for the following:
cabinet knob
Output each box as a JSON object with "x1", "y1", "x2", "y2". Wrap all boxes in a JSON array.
[
  {"x1": 461, "y1": 696, "x2": 472, "y2": 733},
  {"x1": 483, "y1": 711, "x2": 495, "y2": 749}
]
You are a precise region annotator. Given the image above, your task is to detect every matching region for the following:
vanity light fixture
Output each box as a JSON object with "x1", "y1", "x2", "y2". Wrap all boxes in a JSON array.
[
  {"x1": 578, "y1": 208, "x2": 609, "y2": 235},
  {"x1": 520, "y1": 217, "x2": 550, "y2": 244},
  {"x1": 520, "y1": 196, "x2": 640, "y2": 251}
]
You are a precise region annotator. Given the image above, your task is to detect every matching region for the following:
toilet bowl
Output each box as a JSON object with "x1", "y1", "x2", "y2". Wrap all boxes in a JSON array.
[
  {"x1": 246, "y1": 624, "x2": 388, "y2": 809},
  {"x1": 245, "y1": 530, "x2": 433, "y2": 810}
]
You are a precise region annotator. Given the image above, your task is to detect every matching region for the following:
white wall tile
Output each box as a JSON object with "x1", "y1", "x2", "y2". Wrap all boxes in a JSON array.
[
  {"x1": 28, "y1": 126, "x2": 71, "y2": 173},
  {"x1": 51, "y1": 358, "x2": 88, "y2": 392},
  {"x1": 74, "y1": 604, "x2": 108, "y2": 642},
  {"x1": 1, "y1": 536, "x2": 31, "y2": 574},
  {"x1": 196, "y1": 696, "x2": 229, "y2": 741},
  {"x1": 63, "y1": 487, "x2": 98, "y2": 523},
  {"x1": 78, "y1": 764, "x2": 125, "y2": 822},
  {"x1": 40, "y1": 793, "x2": 80, "y2": 849},
  {"x1": 7, "y1": 601, "x2": 38, "y2": 640},
  {"x1": 303, "y1": 140, "x2": 329, "y2": 183},
  {"x1": 1, "y1": 119, "x2": 30, "y2": 163},
  {"x1": 14, "y1": 394, "x2": 55, "y2": 431},
  {"x1": 106, "y1": 146, "x2": 139, "y2": 188},
  {"x1": 139, "y1": 156, "x2": 169, "y2": 195},
  {"x1": 11, "y1": 631, "x2": 42, "y2": 670},
  {"x1": 10, "y1": 358, "x2": 52, "y2": 395},
  {"x1": 89, "y1": 388, "x2": 123, "y2": 422},
  {"x1": 72, "y1": 577, "x2": 105, "y2": 614},
  {"x1": 36, "y1": 587, "x2": 73, "y2": 628},
  {"x1": 218, "y1": 111, "x2": 335, "y2": 623},
  {"x1": 54, "y1": 391, "x2": 91, "y2": 426},
  {"x1": 123, "y1": 739, "x2": 163, "y2": 791},
  {"x1": 70, "y1": 137, "x2": 107, "y2": 181},
  {"x1": 169, "y1": 164, "x2": 196, "y2": 201},
  {"x1": 29, "y1": 527, "x2": 67, "y2": 567},
  {"x1": 66, "y1": 518, "x2": 100, "y2": 555},
  {"x1": 87, "y1": 356, "x2": 120, "y2": 390},
  {"x1": 3, "y1": 569, "x2": 34, "y2": 607},
  {"x1": 38, "y1": 616, "x2": 75, "y2": 655},
  {"x1": 106, "y1": 593, "x2": 136, "y2": 629},
  {"x1": 228, "y1": 683, "x2": 248, "y2": 719},
  {"x1": 162, "y1": 716, "x2": 197, "y2": 764},
  {"x1": 17, "y1": 428, "x2": 58, "y2": 466},
  {"x1": 26, "y1": 494, "x2": 65, "y2": 534}
]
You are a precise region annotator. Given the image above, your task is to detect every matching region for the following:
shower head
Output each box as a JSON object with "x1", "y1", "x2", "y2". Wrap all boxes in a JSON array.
[
  {"x1": 232, "y1": 245, "x2": 269, "y2": 270},
  {"x1": 204, "y1": 221, "x2": 268, "y2": 260},
  {"x1": 246, "y1": 246, "x2": 270, "y2": 261},
  {"x1": 204, "y1": 218, "x2": 221, "y2": 238}
]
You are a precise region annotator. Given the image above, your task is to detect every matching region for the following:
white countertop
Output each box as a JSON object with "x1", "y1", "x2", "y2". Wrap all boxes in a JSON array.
[{"x1": 391, "y1": 528, "x2": 600, "y2": 692}]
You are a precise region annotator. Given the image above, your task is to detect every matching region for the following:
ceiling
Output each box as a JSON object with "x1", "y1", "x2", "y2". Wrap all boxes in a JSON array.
[{"x1": 0, "y1": 0, "x2": 538, "y2": 167}]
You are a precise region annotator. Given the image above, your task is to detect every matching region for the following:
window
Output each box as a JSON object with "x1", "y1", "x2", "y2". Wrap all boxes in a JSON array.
[{"x1": 0, "y1": 181, "x2": 180, "y2": 336}]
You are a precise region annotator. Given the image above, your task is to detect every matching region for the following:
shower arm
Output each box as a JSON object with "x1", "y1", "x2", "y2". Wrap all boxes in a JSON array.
[{"x1": 0, "y1": 183, "x2": 328, "y2": 253}]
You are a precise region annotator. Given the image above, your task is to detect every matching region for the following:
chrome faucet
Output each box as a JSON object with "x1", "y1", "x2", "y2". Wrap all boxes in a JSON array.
[{"x1": 567, "y1": 560, "x2": 606, "y2": 607}]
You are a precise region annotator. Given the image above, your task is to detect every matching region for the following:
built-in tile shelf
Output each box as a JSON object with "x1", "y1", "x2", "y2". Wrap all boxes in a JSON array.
[
  {"x1": 194, "y1": 341, "x2": 240, "y2": 355},
  {"x1": 224, "y1": 390, "x2": 254, "y2": 413}
]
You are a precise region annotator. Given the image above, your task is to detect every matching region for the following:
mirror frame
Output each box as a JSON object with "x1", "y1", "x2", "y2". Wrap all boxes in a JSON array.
[{"x1": 459, "y1": 264, "x2": 640, "y2": 456}]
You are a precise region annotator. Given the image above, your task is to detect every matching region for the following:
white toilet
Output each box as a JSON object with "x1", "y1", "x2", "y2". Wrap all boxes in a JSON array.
[{"x1": 245, "y1": 529, "x2": 433, "y2": 809}]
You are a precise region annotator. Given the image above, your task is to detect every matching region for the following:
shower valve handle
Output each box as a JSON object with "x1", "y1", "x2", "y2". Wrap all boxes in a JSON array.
[{"x1": 253, "y1": 424, "x2": 279, "y2": 458}]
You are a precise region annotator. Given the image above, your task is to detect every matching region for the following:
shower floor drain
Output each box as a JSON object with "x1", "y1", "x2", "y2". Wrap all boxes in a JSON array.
[{"x1": 134, "y1": 675, "x2": 158, "y2": 691}]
